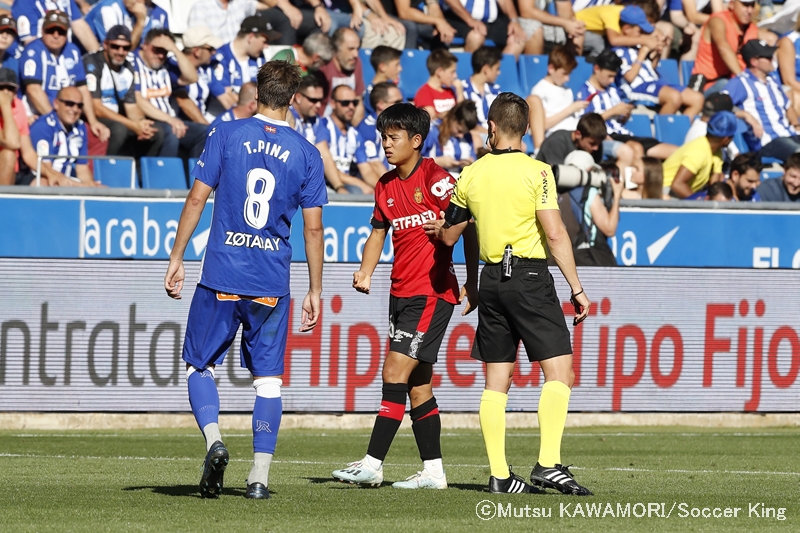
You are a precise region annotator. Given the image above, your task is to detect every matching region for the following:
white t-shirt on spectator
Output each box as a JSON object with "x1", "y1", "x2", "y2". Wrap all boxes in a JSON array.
[
  {"x1": 531, "y1": 78, "x2": 579, "y2": 136},
  {"x1": 187, "y1": 0, "x2": 257, "y2": 43}
]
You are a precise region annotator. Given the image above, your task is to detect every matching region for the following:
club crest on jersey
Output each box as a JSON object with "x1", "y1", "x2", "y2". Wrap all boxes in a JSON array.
[
  {"x1": 264, "y1": 125, "x2": 277, "y2": 134},
  {"x1": 414, "y1": 187, "x2": 423, "y2": 204}
]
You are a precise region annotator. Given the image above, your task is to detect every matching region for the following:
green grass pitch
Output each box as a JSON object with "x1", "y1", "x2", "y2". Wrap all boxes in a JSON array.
[{"x1": 1, "y1": 426, "x2": 798, "y2": 532}]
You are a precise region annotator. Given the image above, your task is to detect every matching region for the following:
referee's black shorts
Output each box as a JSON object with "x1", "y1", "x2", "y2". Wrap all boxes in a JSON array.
[{"x1": 472, "y1": 258, "x2": 572, "y2": 363}]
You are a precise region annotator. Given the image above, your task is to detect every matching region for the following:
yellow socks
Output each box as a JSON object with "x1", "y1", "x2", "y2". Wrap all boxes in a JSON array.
[
  {"x1": 537, "y1": 380, "x2": 571, "y2": 467},
  {"x1": 480, "y1": 389, "x2": 509, "y2": 479}
]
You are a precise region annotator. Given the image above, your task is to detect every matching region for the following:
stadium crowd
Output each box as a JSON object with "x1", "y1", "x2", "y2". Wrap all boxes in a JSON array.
[{"x1": 0, "y1": 0, "x2": 797, "y2": 203}]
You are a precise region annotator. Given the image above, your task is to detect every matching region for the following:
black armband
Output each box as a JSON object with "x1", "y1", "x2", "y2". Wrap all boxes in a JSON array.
[{"x1": 444, "y1": 202, "x2": 471, "y2": 227}]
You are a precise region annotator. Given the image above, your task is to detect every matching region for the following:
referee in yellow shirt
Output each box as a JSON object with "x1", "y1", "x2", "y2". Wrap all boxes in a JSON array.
[{"x1": 424, "y1": 92, "x2": 592, "y2": 495}]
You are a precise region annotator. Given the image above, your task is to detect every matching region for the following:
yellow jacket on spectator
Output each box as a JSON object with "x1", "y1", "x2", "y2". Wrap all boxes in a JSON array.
[{"x1": 662, "y1": 136, "x2": 723, "y2": 193}]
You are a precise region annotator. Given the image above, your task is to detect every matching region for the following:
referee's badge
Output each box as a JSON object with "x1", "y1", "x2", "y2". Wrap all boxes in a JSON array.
[{"x1": 414, "y1": 187, "x2": 423, "y2": 204}]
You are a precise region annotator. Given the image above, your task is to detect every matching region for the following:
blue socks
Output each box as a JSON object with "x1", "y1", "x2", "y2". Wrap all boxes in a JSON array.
[
  {"x1": 187, "y1": 367, "x2": 221, "y2": 449},
  {"x1": 249, "y1": 377, "x2": 283, "y2": 486}
]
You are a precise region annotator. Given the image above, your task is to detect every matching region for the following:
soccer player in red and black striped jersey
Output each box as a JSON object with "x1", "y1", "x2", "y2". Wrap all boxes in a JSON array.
[{"x1": 332, "y1": 103, "x2": 478, "y2": 489}]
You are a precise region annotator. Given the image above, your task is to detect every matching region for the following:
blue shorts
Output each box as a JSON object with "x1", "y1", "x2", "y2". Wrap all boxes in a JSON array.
[
  {"x1": 182, "y1": 284, "x2": 290, "y2": 376},
  {"x1": 629, "y1": 81, "x2": 682, "y2": 105}
]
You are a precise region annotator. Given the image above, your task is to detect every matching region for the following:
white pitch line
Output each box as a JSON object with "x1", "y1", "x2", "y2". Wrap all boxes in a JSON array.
[{"x1": 2, "y1": 453, "x2": 799, "y2": 477}]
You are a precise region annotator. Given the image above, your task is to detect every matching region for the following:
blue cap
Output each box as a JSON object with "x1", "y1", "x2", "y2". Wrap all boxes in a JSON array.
[
  {"x1": 619, "y1": 6, "x2": 654, "y2": 34},
  {"x1": 707, "y1": 110, "x2": 738, "y2": 137}
]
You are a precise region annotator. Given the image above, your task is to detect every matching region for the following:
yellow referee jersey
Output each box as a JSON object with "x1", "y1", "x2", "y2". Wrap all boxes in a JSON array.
[{"x1": 450, "y1": 151, "x2": 559, "y2": 263}]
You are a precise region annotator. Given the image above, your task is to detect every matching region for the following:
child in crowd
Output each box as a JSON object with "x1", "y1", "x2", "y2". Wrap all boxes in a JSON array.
[
  {"x1": 414, "y1": 49, "x2": 463, "y2": 121},
  {"x1": 422, "y1": 100, "x2": 478, "y2": 175},
  {"x1": 528, "y1": 45, "x2": 589, "y2": 149}
]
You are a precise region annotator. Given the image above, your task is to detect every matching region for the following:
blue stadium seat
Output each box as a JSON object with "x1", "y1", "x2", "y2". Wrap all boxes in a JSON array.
[
  {"x1": 565, "y1": 56, "x2": 592, "y2": 94},
  {"x1": 656, "y1": 59, "x2": 680, "y2": 87},
  {"x1": 187, "y1": 158, "x2": 200, "y2": 187},
  {"x1": 398, "y1": 49, "x2": 430, "y2": 100},
  {"x1": 654, "y1": 114, "x2": 690, "y2": 145},
  {"x1": 522, "y1": 133, "x2": 535, "y2": 155},
  {"x1": 94, "y1": 158, "x2": 136, "y2": 188},
  {"x1": 360, "y1": 48, "x2": 375, "y2": 89},
  {"x1": 453, "y1": 51, "x2": 473, "y2": 82},
  {"x1": 140, "y1": 157, "x2": 188, "y2": 189},
  {"x1": 497, "y1": 54, "x2": 522, "y2": 95},
  {"x1": 762, "y1": 169, "x2": 783, "y2": 181},
  {"x1": 626, "y1": 114, "x2": 653, "y2": 138},
  {"x1": 681, "y1": 60, "x2": 694, "y2": 86},
  {"x1": 733, "y1": 118, "x2": 749, "y2": 154},
  {"x1": 519, "y1": 54, "x2": 548, "y2": 95}
]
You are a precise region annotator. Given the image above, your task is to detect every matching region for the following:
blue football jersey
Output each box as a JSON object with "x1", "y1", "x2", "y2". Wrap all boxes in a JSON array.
[
  {"x1": 84, "y1": 0, "x2": 169, "y2": 43},
  {"x1": 13, "y1": 0, "x2": 82, "y2": 42},
  {"x1": 29, "y1": 109, "x2": 88, "y2": 179},
  {"x1": 195, "y1": 114, "x2": 328, "y2": 296},
  {"x1": 20, "y1": 39, "x2": 86, "y2": 105}
]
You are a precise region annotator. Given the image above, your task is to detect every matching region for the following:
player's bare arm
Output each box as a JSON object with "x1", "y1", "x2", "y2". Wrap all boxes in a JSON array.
[
  {"x1": 537, "y1": 208, "x2": 590, "y2": 324},
  {"x1": 460, "y1": 222, "x2": 479, "y2": 315},
  {"x1": 301, "y1": 206, "x2": 324, "y2": 332},
  {"x1": 164, "y1": 180, "x2": 213, "y2": 299},
  {"x1": 353, "y1": 227, "x2": 387, "y2": 294}
]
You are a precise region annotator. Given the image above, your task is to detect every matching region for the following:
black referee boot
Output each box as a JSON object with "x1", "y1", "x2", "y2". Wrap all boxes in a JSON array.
[
  {"x1": 489, "y1": 468, "x2": 543, "y2": 494},
  {"x1": 530, "y1": 463, "x2": 592, "y2": 496}
]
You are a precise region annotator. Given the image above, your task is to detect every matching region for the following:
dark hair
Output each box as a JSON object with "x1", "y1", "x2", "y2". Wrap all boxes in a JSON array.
[
  {"x1": 784, "y1": 152, "x2": 800, "y2": 171},
  {"x1": 376, "y1": 103, "x2": 429, "y2": 150},
  {"x1": 594, "y1": 49, "x2": 622, "y2": 72},
  {"x1": 576, "y1": 113, "x2": 607, "y2": 142},
  {"x1": 487, "y1": 92, "x2": 528, "y2": 137},
  {"x1": 298, "y1": 74, "x2": 324, "y2": 93},
  {"x1": 641, "y1": 157, "x2": 663, "y2": 199},
  {"x1": 632, "y1": 0, "x2": 660, "y2": 23},
  {"x1": 707, "y1": 181, "x2": 733, "y2": 200},
  {"x1": 426, "y1": 48, "x2": 457, "y2": 75},
  {"x1": 730, "y1": 152, "x2": 763, "y2": 177},
  {"x1": 548, "y1": 45, "x2": 577, "y2": 73},
  {"x1": 370, "y1": 45, "x2": 401, "y2": 72},
  {"x1": 471, "y1": 46, "x2": 502, "y2": 75},
  {"x1": 439, "y1": 100, "x2": 478, "y2": 148},
  {"x1": 370, "y1": 81, "x2": 400, "y2": 111},
  {"x1": 332, "y1": 27, "x2": 358, "y2": 50},
  {"x1": 257, "y1": 60, "x2": 301, "y2": 109},
  {"x1": 143, "y1": 28, "x2": 174, "y2": 44}
]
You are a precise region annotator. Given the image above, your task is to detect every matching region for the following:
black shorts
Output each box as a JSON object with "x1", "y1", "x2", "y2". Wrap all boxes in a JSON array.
[
  {"x1": 472, "y1": 259, "x2": 572, "y2": 363},
  {"x1": 609, "y1": 134, "x2": 661, "y2": 153},
  {"x1": 388, "y1": 295, "x2": 455, "y2": 363},
  {"x1": 444, "y1": 11, "x2": 511, "y2": 49}
]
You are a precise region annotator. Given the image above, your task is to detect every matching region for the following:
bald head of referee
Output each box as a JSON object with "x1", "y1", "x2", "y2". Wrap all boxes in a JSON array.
[{"x1": 486, "y1": 92, "x2": 529, "y2": 150}]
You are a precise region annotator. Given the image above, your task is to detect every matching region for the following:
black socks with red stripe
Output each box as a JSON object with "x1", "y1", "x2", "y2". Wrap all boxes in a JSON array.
[
  {"x1": 366, "y1": 383, "x2": 407, "y2": 461},
  {"x1": 410, "y1": 397, "x2": 442, "y2": 462}
]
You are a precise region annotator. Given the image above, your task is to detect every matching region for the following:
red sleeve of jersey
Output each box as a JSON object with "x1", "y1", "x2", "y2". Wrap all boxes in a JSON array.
[
  {"x1": 414, "y1": 84, "x2": 434, "y2": 108},
  {"x1": 370, "y1": 182, "x2": 389, "y2": 228}
]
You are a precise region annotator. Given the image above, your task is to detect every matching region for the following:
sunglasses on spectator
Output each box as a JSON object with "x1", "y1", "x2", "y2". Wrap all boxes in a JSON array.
[
  {"x1": 58, "y1": 98, "x2": 84, "y2": 109},
  {"x1": 107, "y1": 42, "x2": 132, "y2": 51},
  {"x1": 299, "y1": 93, "x2": 323, "y2": 104},
  {"x1": 45, "y1": 27, "x2": 68, "y2": 36},
  {"x1": 151, "y1": 47, "x2": 168, "y2": 55},
  {"x1": 334, "y1": 99, "x2": 359, "y2": 107}
]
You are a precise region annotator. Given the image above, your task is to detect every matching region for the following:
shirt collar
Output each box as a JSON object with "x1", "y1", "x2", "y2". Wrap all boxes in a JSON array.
[{"x1": 255, "y1": 113, "x2": 289, "y2": 127}]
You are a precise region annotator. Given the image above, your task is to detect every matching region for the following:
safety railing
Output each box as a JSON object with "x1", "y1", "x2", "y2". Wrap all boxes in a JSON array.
[{"x1": 36, "y1": 154, "x2": 137, "y2": 189}]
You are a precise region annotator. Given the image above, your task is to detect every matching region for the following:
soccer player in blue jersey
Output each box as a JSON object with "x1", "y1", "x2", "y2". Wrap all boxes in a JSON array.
[{"x1": 164, "y1": 60, "x2": 327, "y2": 500}]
